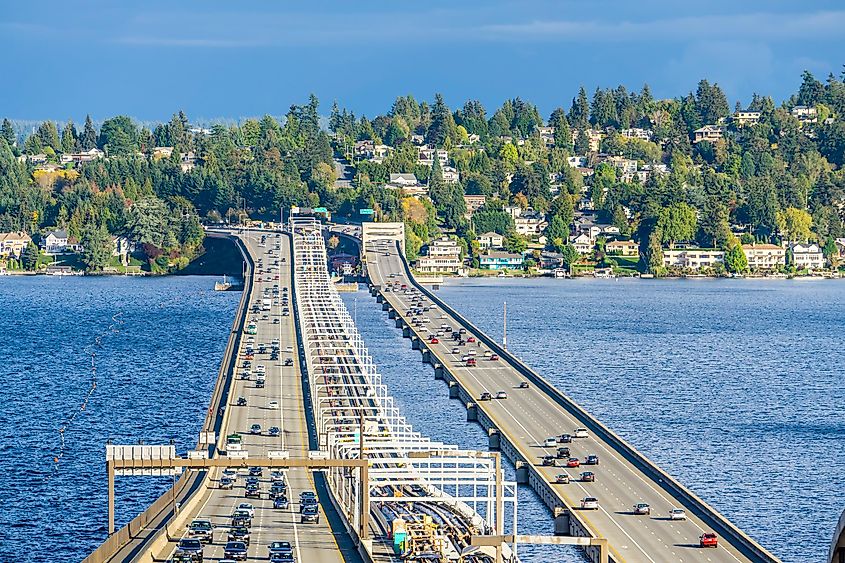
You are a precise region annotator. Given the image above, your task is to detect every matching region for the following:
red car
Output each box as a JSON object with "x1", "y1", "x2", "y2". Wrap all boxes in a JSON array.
[
  {"x1": 467, "y1": 336, "x2": 476, "y2": 343},
  {"x1": 466, "y1": 358, "x2": 477, "y2": 367},
  {"x1": 566, "y1": 458, "x2": 580, "y2": 468},
  {"x1": 699, "y1": 533, "x2": 718, "y2": 548},
  {"x1": 490, "y1": 354, "x2": 499, "y2": 361},
  {"x1": 430, "y1": 337, "x2": 439, "y2": 344}
]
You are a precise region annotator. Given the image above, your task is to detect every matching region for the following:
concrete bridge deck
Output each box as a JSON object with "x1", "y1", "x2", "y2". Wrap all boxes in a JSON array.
[{"x1": 365, "y1": 238, "x2": 780, "y2": 563}]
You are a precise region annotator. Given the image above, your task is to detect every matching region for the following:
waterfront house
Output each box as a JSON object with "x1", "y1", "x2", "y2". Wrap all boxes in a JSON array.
[
  {"x1": 606, "y1": 239, "x2": 638, "y2": 256},
  {"x1": 741, "y1": 243, "x2": 785, "y2": 271},
  {"x1": 42, "y1": 229, "x2": 69, "y2": 254},
  {"x1": 693, "y1": 125, "x2": 724, "y2": 144},
  {"x1": 835, "y1": 238, "x2": 845, "y2": 259},
  {"x1": 571, "y1": 233, "x2": 594, "y2": 255},
  {"x1": 790, "y1": 243, "x2": 825, "y2": 270},
  {"x1": 0, "y1": 231, "x2": 32, "y2": 258},
  {"x1": 662, "y1": 248, "x2": 725, "y2": 270},
  {"x1": 111, "y1": 236, "x2": 138, "y2": 258},
  {"x1": 479, "y1": 251, "x2": 523, "y2": 270},
  {"x1": 476, "y1": 231, "x2": 504, "y2": 250}
]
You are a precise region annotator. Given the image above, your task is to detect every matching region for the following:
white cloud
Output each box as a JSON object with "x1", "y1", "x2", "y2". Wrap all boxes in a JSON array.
[{"x1": 476, "y1": 11, "x2": 845, "y2": 42}]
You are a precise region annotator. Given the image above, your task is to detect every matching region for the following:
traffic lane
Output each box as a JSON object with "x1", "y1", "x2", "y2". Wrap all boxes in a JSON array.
[{"x1": 368, "y1": 248, "x2": 747, "y2": 562}]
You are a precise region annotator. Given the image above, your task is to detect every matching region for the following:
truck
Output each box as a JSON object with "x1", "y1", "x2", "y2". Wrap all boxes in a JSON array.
[{"x1": 262, "y1": 298, "x2": 271, "y2": 311}]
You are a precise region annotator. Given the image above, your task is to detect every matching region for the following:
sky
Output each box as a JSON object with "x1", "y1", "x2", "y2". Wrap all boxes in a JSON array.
[{"x1": 2, "y1": 1, "x2": 844, "y2": 123}]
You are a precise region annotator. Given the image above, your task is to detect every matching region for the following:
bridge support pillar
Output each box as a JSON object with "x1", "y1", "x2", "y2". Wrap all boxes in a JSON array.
[
  {"x1": 388, "y1": 308, "x2": 396, "y2": 319},
  {"x1": 448, "y1": 381, "x2": 460, "y2": 399},
  {"x1": 411, "y1": 337, "x2": 419, "y2": 350},
  {"x1": 488, "y1": 428, "x2": 500, "y2": 450},
  {"x1": 422, "y1": 350, "x2": 431, "y2": 364},
  {"x1": 434, "y1": 364, "x2": 444, "y2": 380},
  {"x1": 553, "y1": 506, "x2": 571, "y2": 536},
  {"x1": 381, "y1": 301, "x2": 389, "y2": 310},
  {"x1": 515, "y1": 460, "x2": 529, "y2": 484},
  {"x1": 402, "y1": 325, "x2": 410, "y2": 337},
  {"x1": 376, "y1": 293, "x2": 383, "y2": 304},
  {"x1": 466, "y1": 402, "x2": 478, "y2": 422}
]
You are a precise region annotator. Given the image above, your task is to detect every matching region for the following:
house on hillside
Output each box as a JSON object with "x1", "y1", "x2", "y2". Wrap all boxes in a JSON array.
[
  {"x1": 571, "y1": 233, "x2": 593, "y2": 254},
  {"x1": 693, "y1": 125, "x2": 724, "y2": 144},
  {"x1": 538, "y1": 126, "x2": 555, "y2": 147},
  {"x1": 416, "y1": 237, "x2": 463, "y2": 274},
  {"x1": 606, "y1": 239, "x2": 638, "y2": 256},
  {"x1": 463, "y1": 195, "x2": 486, "y2": 216},
  {"x1": 441, "y1": 166, "x2": 460, "y2": 184},
  {"x1": 476, "y1": 231, "x2": 504, "y2": 250},
  {"x1": 791, "y1": 106, "x2": 818, "y2": 124},
  {"x1": 733, "y1": 110, "x2": 761, "y2": 127}
]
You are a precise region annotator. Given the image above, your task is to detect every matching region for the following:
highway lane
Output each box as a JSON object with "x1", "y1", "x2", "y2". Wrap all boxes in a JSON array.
[
  {"x1": 154, "y1": 232, "x2": 346, "y2": 563},
  {"x1": 366, "y1": 240, "x2": 758, "y2": 563}
]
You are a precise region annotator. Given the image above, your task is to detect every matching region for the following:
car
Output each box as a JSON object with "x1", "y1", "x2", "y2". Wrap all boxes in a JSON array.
[
  {"x1": 479, "y1": 392, "x2": 492, "y2": 401},
  {"x1": 585, "y1": 455, "x2": 599, "y2": 465},
  {"x1": 236, "y1": 503, "x2": 255, "y2": 518},
  {"x1": 544, "y1": 437, "x2": 557, "y2": 447},
  {"x1": 541, "y1": 455, "x2": 556, "y2": 466},
  {"x1": 555, "y1": 474, "x2": 570, "y2": 484},
  {"x1": 176, "y1": 538, "x2": 204, "y2": 561},
  {"x1": 633, "y1": 503, "x2": 651, "y2": 515},
  {"x1": 580, "y1": 471, "x2": 596, "y2": 482},
  {"x1": 495, "y1": 390, "x2": 507, "y2": 399},
  {"x1": 268, "y1": 401, "x2": 279, "y2": 409},
  {"x1": 669, "y1": 508, "x2": 687, "y2": 520},
  {"x1": 700, "y1": 532, "x2": 718, "y2": 548},
  {"x1": 270, "y1": 553, "x2": 295, "y2": 563},
  {"x1": 518, "y1": 381, "x2": 528, "y2": 388},
  {"x1": 224, "y1": 541, "x2": 248, "y2": 560},
  {"x1": 188, "y1": 519, "x2": 213, "y2": 543},
  {"x1": 250, "y1": 424, "x2": 262, "y2": 434},
  {"x1": 273, "y1": 495, "x2": 290, "y2": 509},
  {"x1": 301, "y1": 505, "x2": 320, "y2": 523},
  {"x1": 566, "y1": 458, "x2": 581, "y2": 468},
  {"x1": 171, "y1": 553, "x2": 195, "y2": 563},
  {"x1": 284, "y1": 358, "x2": 293, "y2": 366},
  {"x1": 245, "y1": 486, "x2": 261, "y2": 499},
  {"x1": 580, "y1": 497, "x2": 599, "y2": 510},
  {"x1": 236, "y1": 397, "x2": 247, "y2": 406},
  {"x1": 255, "y1": 379, "x2": 265, "y2": 388},
  {"x1": 227, "y1": 526, "x2": 251, "y2": 544},
  {"x1": 557, "y1": 434, "x2": 572, "y2": 444},
  {"x1": 219, "y1": 477, "x2": 234, "y2": 490},
  {"x1": 452, "y1": 347, "x2": 461, "y2": 354},
  {"x1": 270, "y1": 483, "x2": 287, "y2": 499},
  {"x1": 573, "y1": 428, "x2": 589, "y2": 439},
  {"x1": 231, "y1": 511, "x2": 251, "y2": 528},
  {"x1": 430, "y1": 337, "x2": 439, "y2": 344},
  {"x1": 268, "y1": 541, "x2": 294, "y2": 557},
  {"x1": 248, "y1": 466, "x2": 262, "y2": 476},
  {"x1": 269, "y1": 426, "x2": 281, "y2": 437},
  {"x1": 270, "y1": 470, "x2": 286, "y2": 482},
  {"x1": 466, "y1": 358, "x2": 477, "y2": 367},
  {"x1": 556, "y1": 447, "x2": 570, "y2": 459}
]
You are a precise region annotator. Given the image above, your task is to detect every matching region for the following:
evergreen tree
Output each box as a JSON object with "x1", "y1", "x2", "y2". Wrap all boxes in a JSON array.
[
  {"x1": 81, "y1": 224, "x2": 113, "y2": 271},
  {"x1": 61, "y1": 120, "x2": 78, "y2": 153},
  {"x1": 426, "y1": 93, "x2": 456, "y2": 147},
  {"x1": 21, "y1": 241, "x2": 39, "y2": 271},
  {"x1": 1, "y1": 119, "x2": 15, "y2": 147},
  {"x1": 724, "y1": 242, "x2": 749, "y2": 273},
  {"x1": 569, "y1": 86, "x2": 590, "y2": 128},
  {"x1": 81, "y1": 115, "x2": 97, "y2": 150}
]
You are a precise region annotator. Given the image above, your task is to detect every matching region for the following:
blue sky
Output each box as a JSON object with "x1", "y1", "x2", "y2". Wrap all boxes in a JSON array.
[{"x1": 2, "y1": 1, "x2": 844, "y2": 122}]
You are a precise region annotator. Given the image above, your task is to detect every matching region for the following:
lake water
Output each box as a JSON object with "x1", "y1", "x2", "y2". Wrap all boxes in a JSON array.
[
  {"x1": 0, "y1": 275, "x2": 239, "y2": 562},
  {"x1": 343, "y1": 277, "x2": 845, "y2": 563}
]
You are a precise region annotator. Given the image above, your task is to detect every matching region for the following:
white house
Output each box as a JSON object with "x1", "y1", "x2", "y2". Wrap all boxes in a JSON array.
[
  {"x1": 791, "y1": 106, "x2": 818, "y2": 124},
  {"x1": 42, "y1": 229, "x2": 69, "y2": 254},
  {"x1": 790, "y1": 243, "x2": 825, "y2": 270},
  {"x1": 416, "y1": 237, "x2": 463, "y2": 274},
  {"x1": 388, "y1": 173, "x2": 419, "y2": 187},
  {"x1": 476, "y1": 231, "x2": 504, "y2": 250},
  {"x1": 619, "y1": 128, "x2": 653, "y2": 141},
  {"x1": 441, "y1": 166, "x2": 460, "y2": 184},
  {"x1": 733, "y1": 111, "x2": 761, "y2": 127},
  {"x1": 514, "y1": 211, "x2": 547, "y2": 236},
  {"x1": 663, "y1": 248, "x2": 725, "y2": 270},
  {"x1": 571, "y1": 233, "x2": 594, "y2": 254},
  {"x1": 418, "y1": 146, "x2": 448, "y2": 167},
  {"x1": 567, "y1": 156, "x2": 588, "y2": 168},
  {"x1": 537, "y1": 126, "x2": 555, "y2": 146},
  {"x1": 693, "y1": 125, "x2": 724, "y2": 144}
]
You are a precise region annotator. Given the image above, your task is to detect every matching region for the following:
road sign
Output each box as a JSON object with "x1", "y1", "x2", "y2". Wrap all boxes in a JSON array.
[
  {"x1": 268, "y1": 450, "x2": 290, "y2": 459},
  {"x1": 226, "y1": 450, "x2": 249, "y2": 459},
  {"x1": 106, "y1": 444, "x2": 179, "y2": 476}
]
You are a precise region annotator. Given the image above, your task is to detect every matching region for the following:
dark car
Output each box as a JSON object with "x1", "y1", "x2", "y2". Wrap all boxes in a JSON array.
[
  {"x1": 284, "y1": 358, "x2": 293, "y2": 366},
  {"x1": 270, "y1": 554, "x2": 295, "y2": 563},
  {"x1": 245, "y1": 485, "x2": 260, "y2": 499},
  {"x1": 269, "y1": 426, "x2": 281, "y2": 437},
  {"x1": 219, "y1": 477, "x2": 234, "y2": 490},
  {"x1": 176, "y1": 538, "x2": 204, "y2": 561},
  {"x1": 187, "y1": 519, "x2": 213, "y2": 544},
  {"x1": 248, "y1": 466, "x2": 262, "y2": 476},
  {"x1": 273, "y1": 495, "x2": 290, "y2": 509},
  {"x1": 299, "y1": 497, "x2": 318, "y2": 512},
  {"x1": 227, "y1": 526, "x2": 251, "y2": 544},
  {"x1": 224, "y1": 541, "x2": 248, "y2": 560},
  {"x1": 236, "y1": 397, "x2": 247, "y2": 406},
  {"x1": 268, "y1": 541, "x2": 294, "y2": 557},
  {"x1": 300, "y1": 505, "x2": 319, "y2": 524},
  {"x1": 541, "y1": 455, "x2": 556, "y2": 466},
  {"x1": 558, "y1": 434, "x2": 572, "y2": 443},
  {"x1": 585, "y1": 455, "x2": 600, "y2": 465},
  {"x1": 581, "y1": 471, "x2": 596, "y2": 482},
  {"x1": 556, "y1": 447, "x2": 570, "y2": 459}
]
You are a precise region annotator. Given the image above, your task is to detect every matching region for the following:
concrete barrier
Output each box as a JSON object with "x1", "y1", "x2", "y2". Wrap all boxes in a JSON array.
[{"x1": 390, "y1": 245, "x2": 779, "y2": 563}]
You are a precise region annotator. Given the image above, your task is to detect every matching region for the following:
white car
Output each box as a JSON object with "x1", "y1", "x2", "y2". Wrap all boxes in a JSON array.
[
  {"x1": 669, "y1": 508, "x2": 687, "y2": 520},
  {"x1": 268, "y1": 401, "x2": 279, "y2": 409},
  {"x1": 544, "y1": 437, "x2": 557, "y2": 447},
  {"x1": 574, "y1": 428, "x2": 589, "y2": 439},
  {"x1": 581, "y1": 497, "x2": 599, "y2": 510},
  {"x1": 495, "y1": 391, "x2": 508, "y2": 400},
  {"x1": 237, "y1": 502, "x2": 255, "y2": 518}
]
